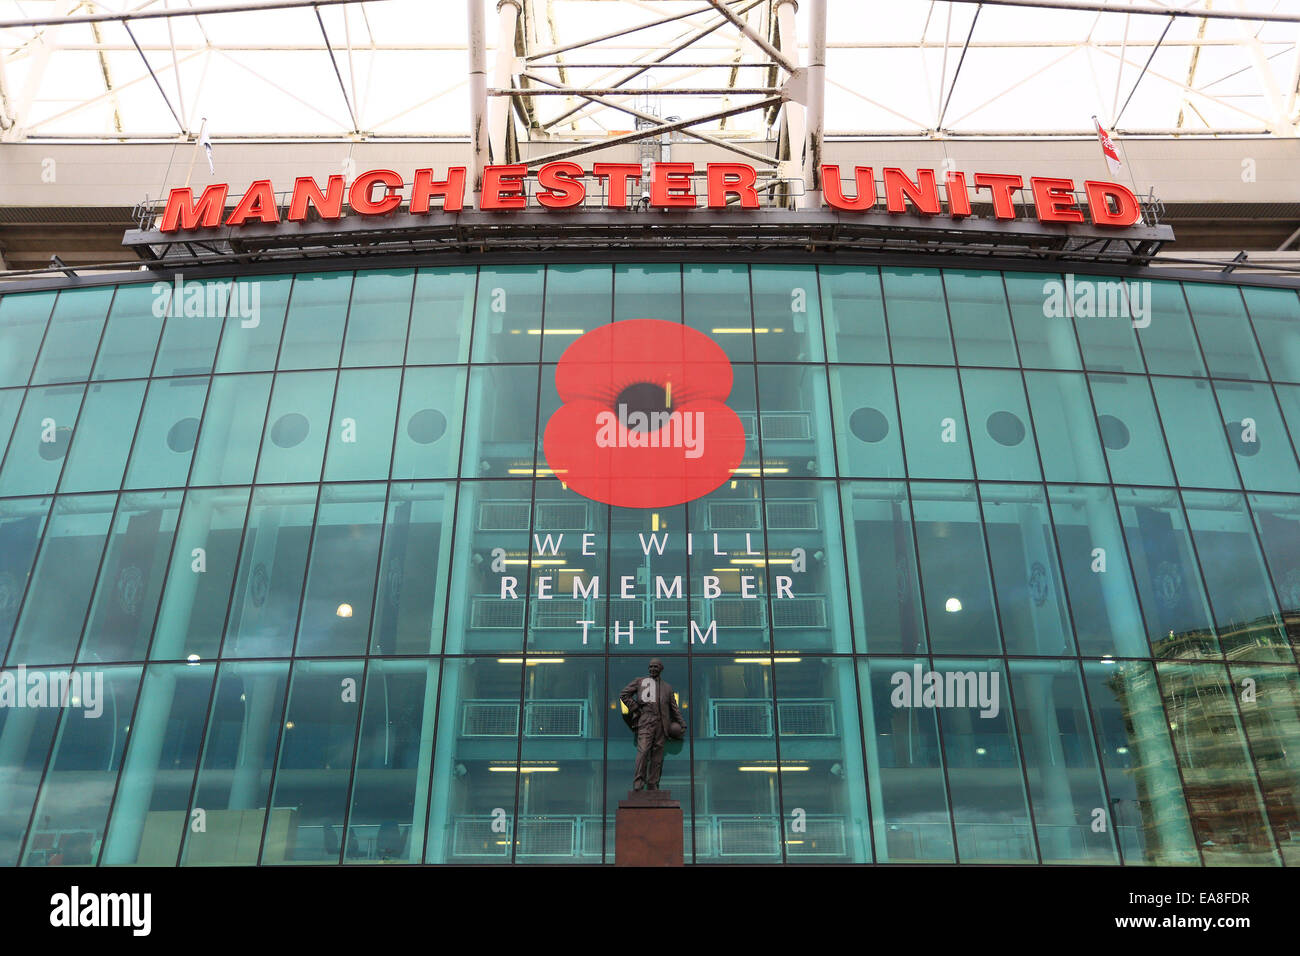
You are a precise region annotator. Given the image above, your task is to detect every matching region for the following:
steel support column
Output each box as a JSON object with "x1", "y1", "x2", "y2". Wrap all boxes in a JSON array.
[
  {"x1": 489, "y1": 0, "x2": 522, "y2": 163},
  {"x1": 775, "y1": 0, "x2": 806, "y2": 208},
  {"x1": 805, "y1": 0, "x2": 826, "y2": 208},
  {"x1": 468, "y1": 0, "x2": 489, "y2": 200}
]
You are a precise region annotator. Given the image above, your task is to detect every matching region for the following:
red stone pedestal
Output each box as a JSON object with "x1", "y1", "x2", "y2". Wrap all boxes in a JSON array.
[{"x1": 615, "y1": 790, "x2": 684, "y2": 866}]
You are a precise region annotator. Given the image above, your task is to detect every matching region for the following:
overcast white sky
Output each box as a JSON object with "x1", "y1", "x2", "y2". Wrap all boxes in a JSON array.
[{"x1": 1, "y1": 0, "x2": 1298, "y2": 138}]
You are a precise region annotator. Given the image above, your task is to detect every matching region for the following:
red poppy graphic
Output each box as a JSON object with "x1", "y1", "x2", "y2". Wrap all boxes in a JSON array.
[{"x1": 543, "y1": 319, "x2": 746, "y2": 509}]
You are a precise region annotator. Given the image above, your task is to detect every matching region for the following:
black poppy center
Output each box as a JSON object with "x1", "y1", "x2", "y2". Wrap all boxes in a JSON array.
[{"x1": 616, "y1": 382, "x2": 670, "y2": 431}]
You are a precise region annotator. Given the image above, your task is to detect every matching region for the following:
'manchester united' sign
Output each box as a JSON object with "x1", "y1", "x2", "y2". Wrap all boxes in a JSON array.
[{"x1": 158, "y1": 161, "x2": 1143, "y2": 233}]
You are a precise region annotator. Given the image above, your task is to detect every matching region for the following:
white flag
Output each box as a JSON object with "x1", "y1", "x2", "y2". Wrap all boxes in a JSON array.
[
  {"x1": 199, "y1": 119, "x2": 214, "y2": 174},
  {"x1": 1092, "y1": 115, "x2": 1122, "y2": 176}
]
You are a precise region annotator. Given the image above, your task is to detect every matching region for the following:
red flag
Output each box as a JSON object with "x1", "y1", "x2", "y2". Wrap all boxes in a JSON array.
[{"x1": 1092, "y1": 116, "x2": 1123, "y2": 176}]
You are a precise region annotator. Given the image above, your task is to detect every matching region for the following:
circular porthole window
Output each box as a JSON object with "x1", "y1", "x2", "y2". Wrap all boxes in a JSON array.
[
  {"x1": 986, "y1": 411, "x2": 1026, "y2": 447},
  {"x1": 1097, "y1": 414, "x2": 1131, "y2": 451},
  {"x1": 849, "y1": 407, "x2": 890, "y2": 443},
  {"x1": 270, "y1": 413, "x2": 310, "y2": 448},
  {"x1": 408, "y1": 408, "x2": 448, "y2": 445},
  {"x1": 167, "y1": 417, "x2": 200, "y2": 453}
]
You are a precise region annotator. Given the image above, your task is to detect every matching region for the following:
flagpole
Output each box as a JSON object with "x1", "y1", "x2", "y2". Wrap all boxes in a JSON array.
[{"x1": 183, "y1": 116, "x2": 207, "y2": 188}]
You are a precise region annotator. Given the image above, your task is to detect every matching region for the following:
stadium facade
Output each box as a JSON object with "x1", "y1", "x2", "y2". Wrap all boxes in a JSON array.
[{"x1": 0, "y1": 127, "x2": 1299, "y2": 869}]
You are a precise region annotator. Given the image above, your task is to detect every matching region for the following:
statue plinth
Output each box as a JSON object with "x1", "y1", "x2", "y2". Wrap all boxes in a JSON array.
[{"x1": 615, "y1": 790, "x2": 684, "y2": 866}]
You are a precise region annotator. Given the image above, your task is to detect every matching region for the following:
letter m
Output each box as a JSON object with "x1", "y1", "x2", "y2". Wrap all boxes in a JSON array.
[{"x1": 160, "y1": 184, "x2": 229, "y2": 232}]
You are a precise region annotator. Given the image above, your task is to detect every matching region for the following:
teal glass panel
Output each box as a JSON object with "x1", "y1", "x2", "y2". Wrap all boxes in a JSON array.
[
  {"x1": 1156, "y1": 661, "x2": 1280, "y2": 865},
  {"x1": 6, "y1": 492, "x2": 115, "y2": 667},
  {"x1": 19, "y1": 665, "x2": 142, "y2": 866},
  {"x1": 91, "y1": 283, "x2": 165, "y2": 381},
  {"x1": 515, "y1": 656, "x2": 603, "y2": 864},
  {"x1": 959, "y1": 368, "x2": 1040, "y2": 480},
  {"x1": 0, "y1": 384, "x2": 84, "y2": 497},
  {"x1": 730, "y1": 363, "x2": 761, "y2": 473},
  {"x1": 542, "y1": 264, "x2": 612, "y2": 361},
  {"x1": 1135, "y1": 280, "x2": 1205, "y2": 377},
  {"x1": 153, "y1": 279, "x2": 229, "y2": 376},
  {"x1": 943, "y1": 269, "x2": 1017, "y2": 367},
  {"x1": 0, "y1": 671, "x2": 65, "y2": 864},
  {"x1": 124, "y1": 376, "x2": 208, "y2": 489},
  {"x1": 1086, "y1": 373, "x2": 1175, "y2": 486},
  {"x1": 1213, "y1": 381, "x2": 1300, "y2": 493},
  {"x1": 1225, "y1": 662, "x2": 1300, "y2": 865},
  {"x1": 100, "y1": 662, "x2": 215, "y2": 865},
  {"x1": 1005, "y1": 272, "x2": 1082, "y2": 370},
  {"x1": 341, "y1": 269, "x2": 414, "y2": 368},
  {"x1": 189, "y1": 372, "x2": 272, "y2": 486},
  {"x1": 1022, "y1": 371, "x2": 1109, "y2": 483},
  {"x1": 881, "y1": 267, "x2": 953, "y2": 365},
  {"x1": 980, "y1": 483, "x2": 1073, "y2": 656},
  {"x1": 765, "y1": 480, "x2": 851, "y2": 653},
  {"x1": 773, "y1": 657, "x2": 872, "y2": 862},
  {"x1": 686, "y1": 479, "x2": 768, "y2": 653},
  {"x1": 1069, "y1": 274, "x2": 1145, "y2": 373},
  {"x1": 180, "y1": 660, "x2": 291, "y2": 865},
  {"x1": 1242, "y1": 285, "x2": 1300, "y2": 383},
  {"x1": 297, "y1": 483, "x2": 385, "y2": 657},
  {"x1": 910, "y1": 482, "x2": 1000, "y2": 655},
  {"x1": 425, "y1": 657, "x2": 522, "y2": 864},
  {"x1": 470, "y1": 265, "x2": 544, "y2": 363},
  {"x1": 345, "y1": 658, "x2": 439, "y2": 863},
  {"x1": 614, "y1": 263, "x2": 681, "y2": 323},
  {"x1": 444, "y1": 480, "x2": 533, "y2": 655},
  {"x1": 371, "y1": 482, "x2": 456, "y2": 655},
  {"x1": 1009, "y1": 660, "x2": 1118, "y2": 863},
  {"x1": 79, "y1": 489, "x2": 182, "y2": 664},
  {"x1": 818, "y1": 265, "x2": 888, "y2": 364},
  {"x1": 1246, "y1": 492, "x2": 1300, "y2": 651},
  {"x1": 262, "y1": 659, "x2": 366, "y2": 864},
  {"x1": 0, "y1": 496, "x2": 53, "y2": 662},
  {"x1": 934, "y1": 659, "x2": 1035, "y2": 862},
  {"x1": 223, "y1": 484, "x2": 319, "y2": 659},
  {"x1": 828, "y1": 366, "x2": 903, "y2": 478},
  {"x1": 0, "y1": 290, "x2": 57, "y2": 387},
  {"x1": 1181, "y1": 490, "x2": 1289, "y2": 663},
  {"x1": 841, "y1": 481, "x2": 925, "y2": 654},
  {"x1": 322, "y1": 367, "x2": 400, "y2": 482},
  {"x1": 1046, "y1": 484, "x2": 1148, "y2": 658},
  {"x1": 277, "y1": 271, "x2": 353, "y2": 371},
  {"x1": 1114, "y1": 486, "x2": 1219, "y2": 659},
  {"x1": 752, "y1": 264, "x2": 825, "y2": 362},
  {"x1": 525, "y1": 479, "x2": 607, "y2": 655},
  {"x1": 407, "y1": 267, "x2": 474, "y2": 365},
  {"x1": 1184, "y1": 282, "x2": 1268, "y2": 381},
  {"x1": 606, "y1": 496, "x2": 680, "y2": 658},
  {"x1": 894, "y1": 366, "x2": 972, "y2": 479},
  {"x1": 1279, "y1": 384, "x2": 1300, "y2": 461},
  {"x1": 684, "y1": 264, "x2": 753, "y2": 362},
  {"x1": 461, "y1": 365, "x2": 540, "y2": 478},
  {"x1": 0, "y1": 388, "x2": 17, "y2": 469},
  {"x1": 213, "y1": 275, "x2": 292, "y2": 373},
  {"x1": 58, "y1": 380, "x2": 146, "y2": 493},
  {"x1": 30, "y1": 287, "x2": 112, "y2": 385},
  {"x1": 391, "y1": 366, "x2": 466, "y2": 481},
  {"x1": 860, "y1": 658, "x2": 954, "y2": 862},
  {"x1": 757, "y1": 365, "x2": 834, "y2": 477},
  {"x1": 1082, "y1": 660, "x2": 1199, "y2": 864},
  {"x1": 1150, "y1": 377, "x2": 1239, "y2": 489},
  {"x1": 151, "y1": 486, "x2": 251, "y2": 662},
  {"x1": 255, "y1": 370, "x2": 336, "y2": 484},
  {"x1": 688, "y1": 656, "x2": 781, "y2": 864}
]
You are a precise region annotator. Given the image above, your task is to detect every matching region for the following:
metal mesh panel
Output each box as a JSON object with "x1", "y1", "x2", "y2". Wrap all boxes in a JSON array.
[
  {"x1": 772, "y1": 597, "x2": 827, "y2": 628},
  {"x1": 478, "y1": 501, "x2": 531, "y2": 531},
  {"x1": 471, "y1": 596, "x2": 525, "y2": 629},
  {"x1": 652, "y1": 597, "x2": 690, "y2": 628},
  {"x1": 778, "y1": 700, "x2": 836, "y2": 736},
  {"x1": 462, "y1": 701, "x2": 519, "y2": 736},
  {"x1": 534, "y1": 502, "x2": 589, "y2": 529},
  {"x1": 736, "y1": 411, "x2": 758, "y2": 440},
  {"x1": 786, "y1": 816, "x2": 848, "y2": 856},
  {"x1": 530, "y1": 597, "x2": 588, "y2": 629},
  {"x1": 516, "y1": 818, "x2": 577, "y2": 857},
  {"x1": 452, "y1": 817, "x2": 511, "y2": 857},
  {"x1": 711, "y1": 597, "x2": 765, "y2": 628},
  {"x1": 524, "y1": 700, "x2": 586, "y2": 737},
  {"x1": 711, "y1": 700, "x2": 773, "y2": 736},
  {"x1": 765, "y1": 499, "x2": 819, "y2": 530},
  {"x1": 581, "y1": 817, "x2": 603, "y2": 857},
  {"x1": 761, "y1": 412, "x2": 811, "y2": 440},
  {"x1": 708, "y1": 501, "x2": 760, "y2": 530},
  {"x1": 718, "y1": 816, "x2": 781, "y2": 856},
  {"x1": 608, "y1": 597, "x2": 645, "y2": 625}
]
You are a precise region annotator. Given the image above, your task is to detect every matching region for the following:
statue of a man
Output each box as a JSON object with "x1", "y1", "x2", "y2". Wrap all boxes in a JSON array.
[{"x1": 619, "y1": 659, "x2": 686, "y2": 791}]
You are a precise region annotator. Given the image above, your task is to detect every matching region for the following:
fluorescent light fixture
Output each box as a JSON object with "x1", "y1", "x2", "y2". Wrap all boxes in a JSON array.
[
  {"x1": 336, "y1": 603, "x2": 353, "y2": 618},
  {"x1": 496, "y1": 658, "x2": 565, "y2": 665},
  {"x1": 738, "y1": 765, "x2": 810, "y2": 772},
  {"x1": 488, "y1": 765, "x2": 559, "y2": 773},
  {"x1": 526, "y1": 329, "x2": 584, "y2": 335},
  {"x1": 944, "y1": 597, "x2": 962, "y2": 613}
]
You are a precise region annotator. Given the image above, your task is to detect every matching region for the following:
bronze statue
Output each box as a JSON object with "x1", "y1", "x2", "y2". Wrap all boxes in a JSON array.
[{"x1": 619, "y1": 659, "x2": 686, "y2": 791}]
